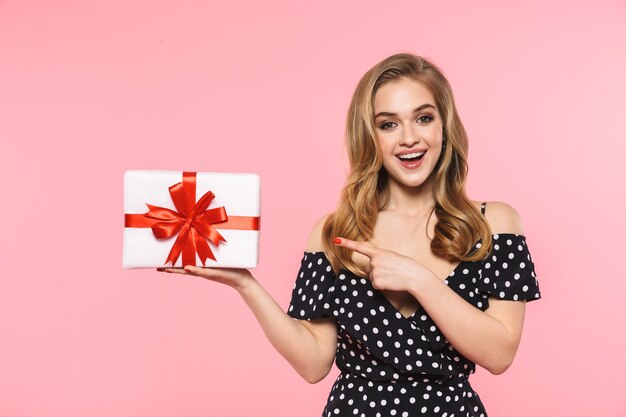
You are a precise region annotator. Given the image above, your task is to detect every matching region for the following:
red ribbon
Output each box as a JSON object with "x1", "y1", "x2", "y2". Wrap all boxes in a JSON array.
[{"x1": 125, "y1": 172, "x2": 260, "y2": 267}]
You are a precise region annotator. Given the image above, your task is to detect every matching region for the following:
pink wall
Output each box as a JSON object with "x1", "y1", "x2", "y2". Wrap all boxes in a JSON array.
[{"x1": 1, "y1": 1, "x2": 625, "y2": 416}]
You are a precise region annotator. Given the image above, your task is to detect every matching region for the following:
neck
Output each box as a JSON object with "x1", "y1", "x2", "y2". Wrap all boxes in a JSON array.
[{"x1": 385, "y1": 177, "x2": 436, "y2": 217}]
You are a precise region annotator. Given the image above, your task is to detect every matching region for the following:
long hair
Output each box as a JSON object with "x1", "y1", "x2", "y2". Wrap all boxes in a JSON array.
[{"x1": 322, "y1": 53, "x2": 492, "y2": 276}]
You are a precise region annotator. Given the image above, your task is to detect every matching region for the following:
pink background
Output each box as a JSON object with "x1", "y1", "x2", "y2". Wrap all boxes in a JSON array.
[{"x1": 1, "y1": 1, "x2": 625, "y2": 416}]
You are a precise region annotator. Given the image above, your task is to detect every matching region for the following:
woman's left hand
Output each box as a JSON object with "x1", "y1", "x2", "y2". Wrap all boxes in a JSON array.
[{"x1": 333, "y1": 237, "x2": 436, "y2": 292}]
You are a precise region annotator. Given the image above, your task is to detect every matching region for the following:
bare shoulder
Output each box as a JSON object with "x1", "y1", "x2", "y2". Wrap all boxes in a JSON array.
[
  {"x1": 481, "y1": 201, "x2": 525, "y2": 235},
  {"x1": 306, "y1": 214, "x2": 331, "y2": 252}
]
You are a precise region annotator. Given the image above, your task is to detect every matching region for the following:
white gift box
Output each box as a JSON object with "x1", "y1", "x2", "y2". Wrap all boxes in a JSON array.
[{"x1": 123, "y1": 170, "x2": 260, "y2": 268}]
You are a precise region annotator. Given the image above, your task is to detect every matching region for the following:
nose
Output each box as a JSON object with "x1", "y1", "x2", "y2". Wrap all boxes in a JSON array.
[{"x1": 400, "y1": 125, "x2": 420, "y2": 147}]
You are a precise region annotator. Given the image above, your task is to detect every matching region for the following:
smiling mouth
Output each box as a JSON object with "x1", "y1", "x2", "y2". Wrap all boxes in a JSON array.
[{"x1": 396, "y1": 151, "x2": 426, "y2": 162}]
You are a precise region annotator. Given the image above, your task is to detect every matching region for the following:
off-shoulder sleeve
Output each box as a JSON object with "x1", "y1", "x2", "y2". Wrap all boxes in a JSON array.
[
  {"x1": 478, "y1": 234, "x2": 542, "y2": 303},
  {"x1": 287, "y1": 252, "x2": 337, "y2": 320}
]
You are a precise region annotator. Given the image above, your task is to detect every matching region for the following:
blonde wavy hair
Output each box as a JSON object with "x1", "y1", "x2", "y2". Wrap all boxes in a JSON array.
[{"x1": 322, "y1": 53, "x2": 492, "y2": 276}]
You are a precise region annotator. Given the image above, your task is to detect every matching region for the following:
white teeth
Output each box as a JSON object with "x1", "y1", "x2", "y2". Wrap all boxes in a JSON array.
[{"x1": 398, "y1": 152, "x2": 424, "y2": 160}]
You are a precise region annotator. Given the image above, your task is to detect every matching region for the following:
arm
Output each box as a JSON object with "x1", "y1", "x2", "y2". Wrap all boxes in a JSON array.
[
  {"x1": 411, "y1": 202, "x2": 527, "y2": 374},
  {"x1": 236, "y1": 275, "x2": 337, "y2": 383},
  {"x1": 160, "y1": 216, "x2": 337, "y2": 383},
  {"x1": 408, "y1": 279, "x2": 525, "y2": 374},
  {"x1": 335, "y1": 202, "x2": 528, "y2": 375}
]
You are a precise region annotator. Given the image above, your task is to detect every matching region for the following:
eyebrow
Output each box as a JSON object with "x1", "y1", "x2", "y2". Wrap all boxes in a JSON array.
[{"x1": 374, "y1": 104, "x2": 437, "y2": 119}]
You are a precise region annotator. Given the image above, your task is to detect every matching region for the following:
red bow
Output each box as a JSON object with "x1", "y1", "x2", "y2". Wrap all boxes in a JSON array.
[{"x1": 125, "y1": 172, "x2": 237, "y2": 266}]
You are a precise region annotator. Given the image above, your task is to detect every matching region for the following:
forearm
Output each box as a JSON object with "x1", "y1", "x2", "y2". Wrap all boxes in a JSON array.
[
  {"x1": 236, "y1": 278, "x2": 335, "y2": 382},
  {"x1": 409, "y1": 275, "x2": 519, "y2": 374}
]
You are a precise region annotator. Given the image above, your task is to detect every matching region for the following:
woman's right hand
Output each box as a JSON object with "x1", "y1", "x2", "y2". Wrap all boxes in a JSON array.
[{"x1": 157, "y1": 266, "x2": 255, "y2": 292}]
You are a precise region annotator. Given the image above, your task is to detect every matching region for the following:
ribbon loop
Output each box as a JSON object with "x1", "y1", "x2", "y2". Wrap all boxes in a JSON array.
[{"x1": 151, "y1": 220, "x2": 185, "y2": 239}]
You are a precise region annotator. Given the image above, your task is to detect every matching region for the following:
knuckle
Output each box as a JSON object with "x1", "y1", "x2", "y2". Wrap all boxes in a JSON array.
[{"x1": 198, "y1": 268, "x2": 213, "y2": 277}]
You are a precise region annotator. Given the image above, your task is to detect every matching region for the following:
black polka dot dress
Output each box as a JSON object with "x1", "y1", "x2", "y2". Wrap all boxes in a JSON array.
[{"x1": 287, "y1": 219, "x2": 541, "y2": 416}]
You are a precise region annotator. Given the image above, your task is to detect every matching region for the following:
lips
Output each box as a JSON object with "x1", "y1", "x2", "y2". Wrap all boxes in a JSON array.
[
  {"x1": 397, "y1": 151, "x2": 425, "y2": 161},
  {"x1": 395, "y1": 149, "x2": 427, "y2": 169}
]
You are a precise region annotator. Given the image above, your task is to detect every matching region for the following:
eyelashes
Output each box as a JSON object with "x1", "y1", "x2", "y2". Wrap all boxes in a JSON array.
[
  {"x1": 379, "y1": 121, "x2": 396, "y2": 131},
  {"x1": 378, "y1": 114, "x2": 435, "y2": 131},
  {"x1": 416, "y1": 115, "x2": 433, "y2": 124}
]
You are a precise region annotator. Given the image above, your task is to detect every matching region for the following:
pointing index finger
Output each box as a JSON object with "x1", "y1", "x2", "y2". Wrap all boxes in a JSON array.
[{"x1": 333, "y1": 237, "x2": 378, "y2": 258}]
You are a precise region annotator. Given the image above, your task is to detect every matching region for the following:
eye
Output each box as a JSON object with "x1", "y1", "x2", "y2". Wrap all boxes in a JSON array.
[
  {"x1": 379, "y1": 121, "x2": 397, "y2": 131},
  {"x1": 416, "y1": 114, "x2": 434, "y2": 125}
]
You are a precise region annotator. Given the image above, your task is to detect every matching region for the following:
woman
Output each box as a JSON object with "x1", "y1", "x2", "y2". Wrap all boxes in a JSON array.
[{"x1": 160, "y1": 53, "x2": 542, "y2": 416}]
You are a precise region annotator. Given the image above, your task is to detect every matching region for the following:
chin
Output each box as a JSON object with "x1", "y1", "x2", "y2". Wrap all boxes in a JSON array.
[
  {"x1": 390, "y1": 174, "x2": 432, "y2": 189},
  {"x1": 386, "y1": 164, "x2": 435, "y2": 184},
  {"x1": 383, "y1": 160, "x2": 438, "y2": 190}
]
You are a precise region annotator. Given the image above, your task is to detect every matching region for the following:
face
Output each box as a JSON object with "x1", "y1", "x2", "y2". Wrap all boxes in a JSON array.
[{"x1": 373, "y1": 77, "x2": 443, "y2": 190}]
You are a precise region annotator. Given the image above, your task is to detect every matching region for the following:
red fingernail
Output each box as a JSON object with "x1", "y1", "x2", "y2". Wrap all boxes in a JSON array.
[{"x1": 333, "y1": 237, "x2": 342, "y2": 244}]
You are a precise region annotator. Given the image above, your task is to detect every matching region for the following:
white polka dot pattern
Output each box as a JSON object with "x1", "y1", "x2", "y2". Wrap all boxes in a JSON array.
[
  {"x1": 287, "y1": 234, "x2": 541, "y2": 416},
  {"x1": 477, "y1": 234, "x2": 541, "y2": 307},
  {"x1": 287, "y1": 252, "x2": 336, "y2": 320}
]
